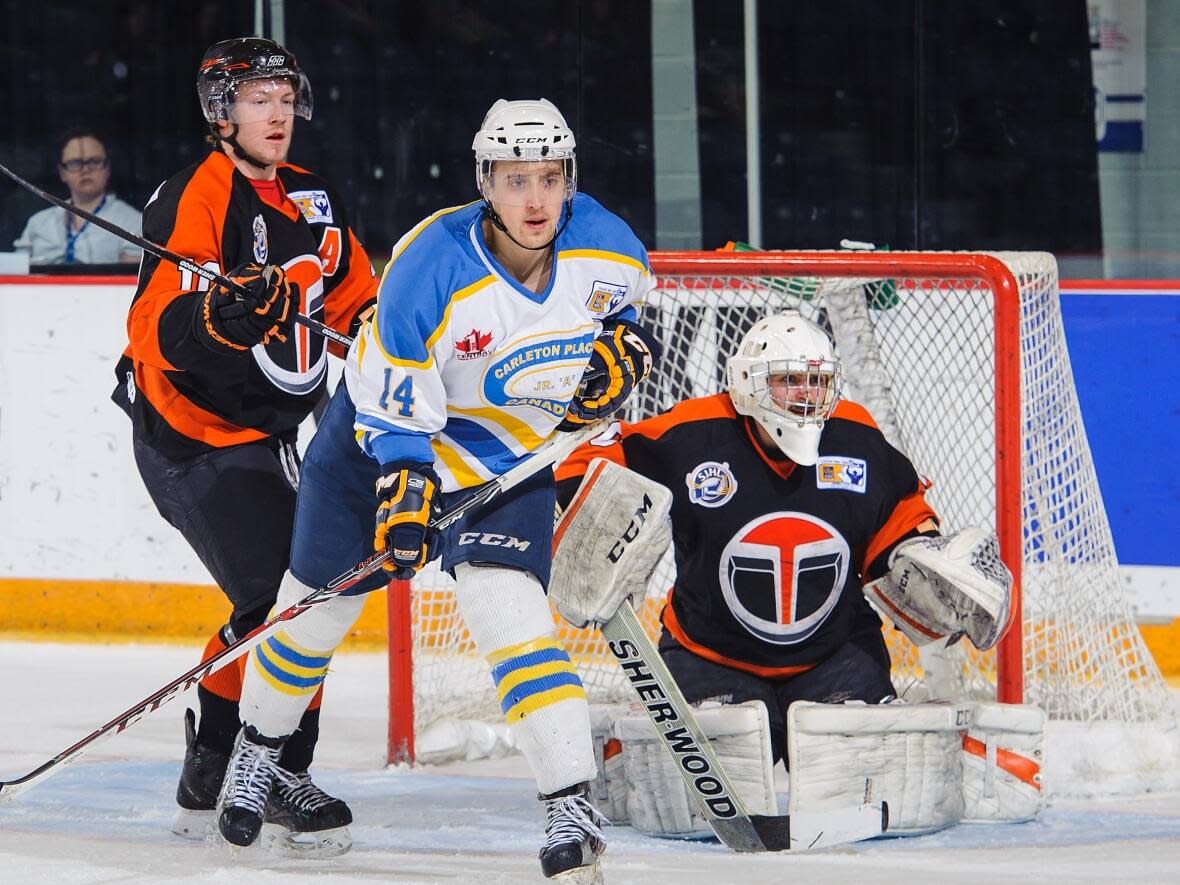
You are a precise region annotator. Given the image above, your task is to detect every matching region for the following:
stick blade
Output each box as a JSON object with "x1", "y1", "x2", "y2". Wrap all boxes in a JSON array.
[
  {"x1": 0, "y1": 780, "x2": 33, "y2": 806},
  {"x1": 752, "y1": 801, "x2": 888, "y2": 851}
]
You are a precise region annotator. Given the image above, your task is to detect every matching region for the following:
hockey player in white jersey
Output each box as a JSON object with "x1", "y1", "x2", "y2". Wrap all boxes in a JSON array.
[{"x1": 216, "y1": 98, "x2": 659, "y2": 880}]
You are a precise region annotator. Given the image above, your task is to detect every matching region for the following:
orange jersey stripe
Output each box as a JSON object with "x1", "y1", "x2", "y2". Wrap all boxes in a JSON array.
[
  {"x1": 662, "y1": 595, "x2": 815, "y2": 679},
  {"x1": 128, "y1": 154, "x2": 236, "y2": 371},
  {"x1": 860, "y1": 480, "x2": 939, "y2": 576},
  {"x1": 135, "y1": 362, "x2": 268, "y2": 447},
  {"x1": 555, "y1": 393, "x2": 737, "y2": 484}
]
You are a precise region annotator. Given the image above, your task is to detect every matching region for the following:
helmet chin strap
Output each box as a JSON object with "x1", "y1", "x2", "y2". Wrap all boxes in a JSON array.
[
  {"x1": 215, "y1": 123, "x2": 272, "y2": 171},
  {"x1": 482, "y1": 199, "x2": 574, "y2": 252}
]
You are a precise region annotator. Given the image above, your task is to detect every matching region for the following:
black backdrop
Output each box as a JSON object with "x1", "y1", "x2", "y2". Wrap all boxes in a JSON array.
[{"x1": 0, "y1": 1, "x2": 1099, "y2": 264}]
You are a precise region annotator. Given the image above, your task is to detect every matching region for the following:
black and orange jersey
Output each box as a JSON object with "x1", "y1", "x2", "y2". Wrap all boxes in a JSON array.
[
  {"x1": 113, "y1": 150, "x2": 377, "y2": 458},
  {"x1": 554, "y1": 393, "x2": 938, "y2": 677}
]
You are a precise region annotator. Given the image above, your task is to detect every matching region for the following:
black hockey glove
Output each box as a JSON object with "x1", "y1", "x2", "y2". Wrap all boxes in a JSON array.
[
  {"x1": 558, "y1": 318, "x2": 660, "y2": 431},
  {"x1": 375, "y1": 461, "x2": 443, "y2": 579},
  {"x1": 199, "y1": 262, "x2": 298, "y2": 351}
]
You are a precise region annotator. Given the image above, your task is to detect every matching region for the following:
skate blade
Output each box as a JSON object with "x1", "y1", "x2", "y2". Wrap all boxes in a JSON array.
[
  {"x1": 205, "y1": 829, "x2": 264, "y2": 858},
  {"x1": 171, "y1": 808, "x2": 216, "y2": 840},
  {"x1": 260, "y1": 822, "x2": 353, "y2": 859},
  {"x1": 549, "y1": 862, "x2": 604, "y2": 885}
]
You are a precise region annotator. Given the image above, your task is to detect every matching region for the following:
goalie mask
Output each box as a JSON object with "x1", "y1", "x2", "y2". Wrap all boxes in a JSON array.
[
  {"x1": 726, "y1": 311, "x2": 842, "y2": 466},
  {"x1": 473, "y1": 98, "x2": 576, "y2": 250}
]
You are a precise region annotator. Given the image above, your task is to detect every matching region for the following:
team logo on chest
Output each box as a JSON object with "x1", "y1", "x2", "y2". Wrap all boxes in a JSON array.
[
  {"x1": 816, "y1": 456, "x2": 867, "y2": 493},
  {"x1": 686, "y1": 461, "x2": 738, "y2": 508},
  {"x1": 454, "y1": 328, "x2": 496, "y2": 360},
  {"x1": 251, "y1": 252, "x2": 326, "y2": 395},
  {"x1": 252, "y1": 214, "x2": 268, "y2": 263},
  {"x1": 717, "y1": 512, "x2": 850, "y2": 645}
]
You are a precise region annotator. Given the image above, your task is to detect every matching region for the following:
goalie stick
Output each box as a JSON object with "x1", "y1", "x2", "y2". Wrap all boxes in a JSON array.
[
  {"x1": 0, "y1": 422, "x2": 603, "y2": 806},
  {"x1": 0, "y1": 159, "x2": 353, "y2": 350},
  {"x1": 600, "y1": 605, "x2": 888, "y2": 851}
]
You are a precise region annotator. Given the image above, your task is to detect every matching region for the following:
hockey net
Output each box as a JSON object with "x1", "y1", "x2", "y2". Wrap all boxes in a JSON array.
[{"x1": 388, "y1": 251, "x2": 1178, "y2": 794}]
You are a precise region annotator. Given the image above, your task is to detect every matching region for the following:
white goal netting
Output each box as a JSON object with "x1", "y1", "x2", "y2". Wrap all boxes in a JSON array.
[{"x1": 393, "y1": 251, "x2": 1178, "y2": 794}]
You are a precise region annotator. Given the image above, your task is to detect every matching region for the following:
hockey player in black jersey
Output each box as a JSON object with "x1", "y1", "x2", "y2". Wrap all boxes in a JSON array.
[
  {"x1": 554, "y1": 309, "x2": 1020, "y2": 837},
  {"x1": 558, "y1": 310, "x2": 945, "y2": 764},
  {"x1": 112, "y1": 37, "x2": 377, "y2": 855}
]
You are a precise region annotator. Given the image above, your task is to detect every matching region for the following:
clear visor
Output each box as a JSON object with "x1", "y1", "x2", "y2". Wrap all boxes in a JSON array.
[
  {"x1": 753, "y1": 358, "x2": 841, "y2": 425},
  {"x1": 477, "y1": 161, "x2": 575, "y2": 207},
  {"x1": 224, "y1": 76, "x2": 312, "y2": 124}
]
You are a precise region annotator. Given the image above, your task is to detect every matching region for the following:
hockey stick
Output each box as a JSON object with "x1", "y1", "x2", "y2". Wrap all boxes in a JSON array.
[
  {"x1": 0, "y1": 422, "x2": 603, "y2": 805},
  {"x1": 0, "y1": 160, "x2": 353, "y2": 350},
  {"x1": 600, "y1": 605, "x2": 888, "y2": 851}
]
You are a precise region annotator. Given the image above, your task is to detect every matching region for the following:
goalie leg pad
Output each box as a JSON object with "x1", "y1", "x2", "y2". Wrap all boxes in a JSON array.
[
  {"x1": 454, "y1": 562, "x2": 597, "y2": 795},
  {"x1": 961, "y1": 703, "x2": 1046, "y2": 823},
  {"x1": 787, "y1": 701, "x2": 968, "y2": 834},
  {"x1": 239, "y1": 571, "x2": 366, "y2": 739},
  {"x1": 615, "y1": 701, "x2": 777, "y2": 838},
  {"x1": 550, "y1": 458, "x2": 672, "y2": 628}
]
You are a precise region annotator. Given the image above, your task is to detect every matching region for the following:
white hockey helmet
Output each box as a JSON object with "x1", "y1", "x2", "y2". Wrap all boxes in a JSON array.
[
  {"x1": 472, "y1": 98, "x2": 577, "y2": 204},
  {"x1": 725, "y1": 311, "x2": 843, "y2": 466}
]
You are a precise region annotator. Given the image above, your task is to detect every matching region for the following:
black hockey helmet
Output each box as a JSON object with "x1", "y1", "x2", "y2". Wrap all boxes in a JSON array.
[{"x1": 197, "y1": 37, "x2": 313, "y2": 124}]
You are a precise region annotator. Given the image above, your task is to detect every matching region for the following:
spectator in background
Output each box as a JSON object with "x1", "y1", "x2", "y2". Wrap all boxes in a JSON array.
[{"x1": 13, "y1": 128, "x2": 142, "y2": 265}]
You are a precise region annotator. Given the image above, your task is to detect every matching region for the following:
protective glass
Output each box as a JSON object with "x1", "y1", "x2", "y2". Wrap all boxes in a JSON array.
[
  {"x1": 755, "y1": 358, "x2": 841, "y2": 425},
  {"x1": 60, "y1": 157, "x2": 108, "y2": 173},
  {"x1": 478, "y1": 163, "x2": 576, "y2": 207}
]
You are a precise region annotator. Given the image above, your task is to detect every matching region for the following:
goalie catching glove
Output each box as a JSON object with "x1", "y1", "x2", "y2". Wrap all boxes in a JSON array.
[
  {"x1": 374, "y1": 462, "x2": 442, "y2": 578},
  {"x1": 198, "y1": 262, "x2": 297, "y2": 351},
  {"x1": 550, "y1": 458, "x2": 673, "y2": 627},
  {"x1": 557, "y1": 318, "x2": 661, "y2": 430},
  {"x1": 864, "y1": 526, "x2": 1013, "y2": 650}
]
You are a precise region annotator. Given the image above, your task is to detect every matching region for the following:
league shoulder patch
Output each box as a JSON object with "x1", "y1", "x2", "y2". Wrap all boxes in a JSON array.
[
  {"x1": 586, "y1": 280, "x2": 627, "y2": 315},
  {"x1": 288, "y1": 189, "x2": 334, "y2": 225},
  {"x1": 815, "y1": 456, "x2": 867, "y2": 493},
  {"x1": 686, "y1": 461, "x2": 738, "y2": 508}
]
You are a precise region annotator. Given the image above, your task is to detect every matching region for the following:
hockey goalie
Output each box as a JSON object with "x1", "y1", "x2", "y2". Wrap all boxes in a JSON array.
[{"x1": 552, "y1": 311, "x2": 1045, "y2": 840}]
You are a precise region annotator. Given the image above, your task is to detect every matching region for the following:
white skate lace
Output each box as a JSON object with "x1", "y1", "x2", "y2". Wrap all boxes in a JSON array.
[
  {"x1": 541, "y1": 793, "x2": 608, "y2": 854},
  {"x1": 224, "y1": 736, "x2": 297, "y2": 817},
  {"x1": 277, "y1": 772, "x2": 337, "y2": 812}
]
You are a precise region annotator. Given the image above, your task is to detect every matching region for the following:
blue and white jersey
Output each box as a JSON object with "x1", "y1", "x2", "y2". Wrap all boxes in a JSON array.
[{"x1": 344, "y1": 193, "x2": 654, "y2": 490}]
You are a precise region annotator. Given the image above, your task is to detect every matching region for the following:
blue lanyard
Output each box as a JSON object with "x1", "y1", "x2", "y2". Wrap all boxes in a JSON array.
[{"x1": 64, "y1": 194, "x2": 108, "y2": 264}]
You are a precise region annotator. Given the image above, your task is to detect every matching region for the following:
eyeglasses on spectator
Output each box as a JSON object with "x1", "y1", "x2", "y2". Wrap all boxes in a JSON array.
[{"x1": 60, "y1": 157, "x2": 109, "y2": 172}]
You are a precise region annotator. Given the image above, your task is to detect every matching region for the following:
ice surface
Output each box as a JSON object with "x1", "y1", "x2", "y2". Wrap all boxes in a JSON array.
[{"x1": 1, "y1": 642, "x2": 1178, "y2": 884}]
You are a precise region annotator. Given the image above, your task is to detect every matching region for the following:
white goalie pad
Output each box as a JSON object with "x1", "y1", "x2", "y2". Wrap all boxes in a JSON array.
[
  {"x1": 864, "y1": 527, "x2": 1013, "y2": 651},
  {"x1": 961, "y1": 703, "x2": 1046, "y2": 823},
  {"x1": 609, "y1": 701, "x2": 777, "y2": 838},
  {"x1": 551, "y1": 458, "x2": 673, "y2": 628},
  {"x1": 788, "y1": 701, "x2": 1046, "y2": 834},
  {"x1": 787, "y1": 701, "x2": 969, "y2": 834}
]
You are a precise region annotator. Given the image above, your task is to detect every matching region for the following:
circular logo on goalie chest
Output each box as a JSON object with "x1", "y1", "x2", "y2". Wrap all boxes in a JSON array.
[
  {"x1": 717, "y1": 512, "x2": 850, "y2": 645},
  {"x1": 686, "y1": 461, "x2": 738, "y2": 508}
]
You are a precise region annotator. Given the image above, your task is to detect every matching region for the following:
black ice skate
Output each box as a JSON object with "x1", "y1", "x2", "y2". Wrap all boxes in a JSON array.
[
  {"x1": 539, "y1": 782, "x2": 607, "y2": 884},
  {"x1": 172, "y1": 708, "x2": 229, "y2": 839},
  {"x1": 216, "y1": 725, "x2": 289, "y2": 849},
  {"x1": 262, "y1": 770, "x2": 353, "y2": 857}
]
